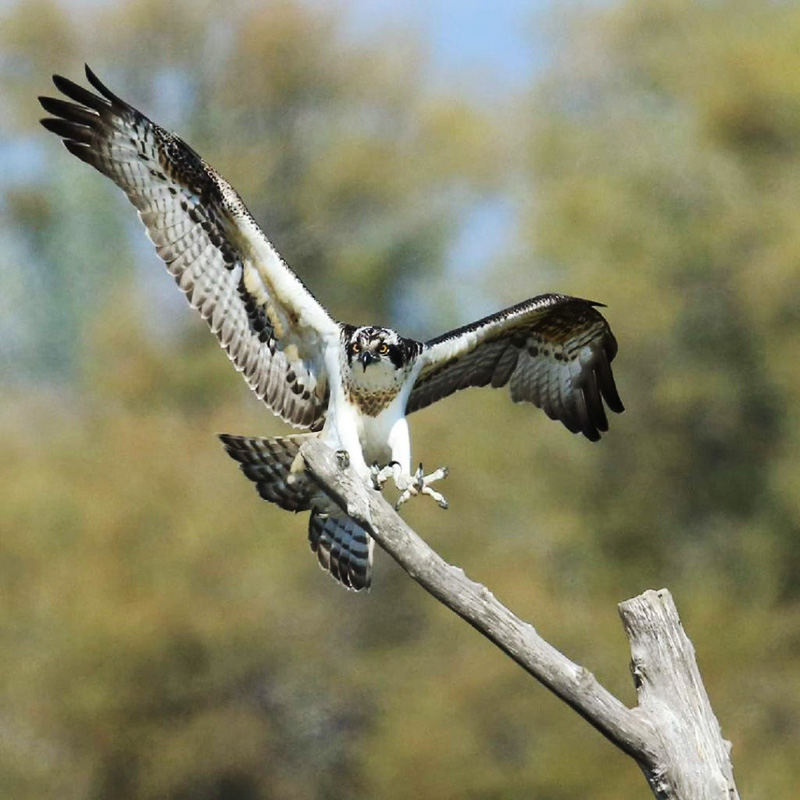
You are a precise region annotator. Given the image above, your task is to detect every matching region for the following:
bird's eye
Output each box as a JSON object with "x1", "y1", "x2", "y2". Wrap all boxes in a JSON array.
[
  {"x1": 378, "y1": 343, "x2": 389, "y2": 355},
  {"x1": 352, "y1": 342, "x2": 361, "y2": 354}
]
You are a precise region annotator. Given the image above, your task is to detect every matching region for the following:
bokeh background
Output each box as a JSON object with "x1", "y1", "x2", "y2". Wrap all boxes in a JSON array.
[{"x1": 2, "y1": 0, "x2": 799, "y2": 797}]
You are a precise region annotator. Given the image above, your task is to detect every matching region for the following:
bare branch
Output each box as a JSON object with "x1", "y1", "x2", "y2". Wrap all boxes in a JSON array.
[
  {"x1": 620, "y1": 591, "x2": 740, "y2": 799},
  {"x1": 300, "y1": 439, "x2": 739, "y2": 800}
]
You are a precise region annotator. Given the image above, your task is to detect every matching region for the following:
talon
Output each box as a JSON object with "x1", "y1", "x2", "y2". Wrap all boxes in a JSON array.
[
  {"x1": 421, "y1": 485, "x2": 449, "y2": 509},
  {"x1": 393, "y1": 463, "x2": 449, "y2": 509},
  {"x1": 335, "y1": 450, "x2": 350, "y2": 469},
  {"x1": 370, "y1": 462, "x2": 382, "y2": 490},
  {"x1": 395, "y1": 486, "x2": 417, "y2": 509}
]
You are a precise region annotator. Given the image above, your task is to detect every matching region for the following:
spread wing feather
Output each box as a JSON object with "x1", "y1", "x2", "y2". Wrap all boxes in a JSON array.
[
  {"x1": 39, "y1": 65, "x2": 340, "y2": 430},
  {"x1": 407, "y1": 294, "x2": 624, "y2": 441}
]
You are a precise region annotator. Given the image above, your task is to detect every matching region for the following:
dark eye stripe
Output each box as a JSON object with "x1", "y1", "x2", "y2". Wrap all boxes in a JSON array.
[{"x1": 386, "y1": 345, "x2": 405, "y2": 369}]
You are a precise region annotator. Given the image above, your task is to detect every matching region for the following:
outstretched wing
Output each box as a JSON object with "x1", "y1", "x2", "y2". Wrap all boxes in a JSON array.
[
  {"x1": 407, "y1": 294, "x2": 624, "y2": 441},
  {"x1": 39, "y1": 65, "x2": 340, "y2": 430}
]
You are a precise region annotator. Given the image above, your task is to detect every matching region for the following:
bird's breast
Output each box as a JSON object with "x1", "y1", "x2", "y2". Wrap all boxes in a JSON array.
[
  {"x1": 358, "y1": 399, "x2": 408, "y2": 466},
  {"x1": 345, "y1": 383, "x2": 402, "y2": 417},
  {"x1": 342, "y1": 362, "x2": 409, "y2": 418}
]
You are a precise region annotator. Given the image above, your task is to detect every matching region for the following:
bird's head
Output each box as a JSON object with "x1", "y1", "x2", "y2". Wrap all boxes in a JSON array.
[{"x1": 345, "y1": 326, "x2": 405, "y2": 374}]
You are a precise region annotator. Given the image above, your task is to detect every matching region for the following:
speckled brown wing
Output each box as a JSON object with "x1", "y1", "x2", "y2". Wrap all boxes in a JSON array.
[
  {"x1": 39, "y1": 65, "x2": 340, "y2": 430},
  {"x1": 407, "y1": 294, "x2": 624, "y2": 441}
]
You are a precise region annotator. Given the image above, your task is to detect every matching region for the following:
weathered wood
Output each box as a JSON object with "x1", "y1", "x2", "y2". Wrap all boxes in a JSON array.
[
  {"x1": 619, "y1": 591, "x2": 740, "y2": 799},
  {"x1": 300, "y1": 439, "x2": 740, "y2": 799}
]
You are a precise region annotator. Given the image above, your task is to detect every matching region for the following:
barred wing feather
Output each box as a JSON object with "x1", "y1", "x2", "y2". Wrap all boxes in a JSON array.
[
  {"x1": 39, "y1": 66, "x2": 339, "y2": 430},
  {"x1": 408, "y1": 294, "x2": 624, "y2": 441}
]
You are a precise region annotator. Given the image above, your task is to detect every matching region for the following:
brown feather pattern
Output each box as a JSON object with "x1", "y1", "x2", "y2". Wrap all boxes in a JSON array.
[
  {"x1": 408, "y1": 294, "x2": 624, "y2": 441},
  {"x1": 40, "y1": 68, "x2": 625, "y2": 592},
  {"x1": 40, "y1": 66, "x2": 330, "y2": 431},
  {"x1": 219, "y1": 433, "x2": 315, "y2": 512}
]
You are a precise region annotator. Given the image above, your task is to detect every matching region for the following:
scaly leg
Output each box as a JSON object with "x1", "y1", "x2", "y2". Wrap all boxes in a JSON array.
[{"x1": 377, "y1": 417, "x2": 449, "y2": 509}]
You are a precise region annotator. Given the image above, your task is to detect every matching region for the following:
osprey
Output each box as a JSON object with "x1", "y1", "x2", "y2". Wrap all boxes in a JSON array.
[{"x1": 40, "y1": 67, "x2": 624, "y2": 591}]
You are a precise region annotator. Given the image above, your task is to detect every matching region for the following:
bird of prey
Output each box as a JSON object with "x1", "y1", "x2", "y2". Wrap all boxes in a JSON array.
[{"x1": 39, "y1": 66, "x2": 624, "y2": 591}]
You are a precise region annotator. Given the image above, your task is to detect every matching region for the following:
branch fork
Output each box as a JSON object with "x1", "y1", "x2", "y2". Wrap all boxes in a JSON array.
[{"x1": 300, "y1": 439, "x2": 739, "y2": 800}]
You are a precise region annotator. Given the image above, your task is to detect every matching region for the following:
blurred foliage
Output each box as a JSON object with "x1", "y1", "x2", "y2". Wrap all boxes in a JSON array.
[
  {"x1": 525, "y1": 0, "x2": 800, "y2": 603},
  {"x1": 1, "y1": 0, "x2": 800, "y2": 798}
]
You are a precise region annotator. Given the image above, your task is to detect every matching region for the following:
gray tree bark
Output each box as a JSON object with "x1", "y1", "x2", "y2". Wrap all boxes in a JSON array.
[{"x1": 300, "y1": 439, "x2": 740, "y2": 800}]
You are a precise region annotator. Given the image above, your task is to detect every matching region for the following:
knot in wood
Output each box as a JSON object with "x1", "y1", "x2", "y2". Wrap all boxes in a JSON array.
[{"x1": 630, "y1": 657, "x2": 646, "y2": 689}]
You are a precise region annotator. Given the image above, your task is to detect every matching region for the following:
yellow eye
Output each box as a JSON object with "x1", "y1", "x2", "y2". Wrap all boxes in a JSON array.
[
  {"x1": 378, "y1": 343, "x2": 389, "y2": 354},
  {"x1": 352, "y1": 343, "x2": 361, "y2": 354}
]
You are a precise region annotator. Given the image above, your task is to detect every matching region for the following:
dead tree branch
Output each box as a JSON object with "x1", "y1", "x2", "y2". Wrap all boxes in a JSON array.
[{"x1": 300, "y1": 439, "x2": 740, "y2": 800}]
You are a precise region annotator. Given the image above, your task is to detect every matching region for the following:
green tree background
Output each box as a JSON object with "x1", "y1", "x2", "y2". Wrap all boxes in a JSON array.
[{"x1": 1, "y1": 0, "x2": 798, "y2": 797}]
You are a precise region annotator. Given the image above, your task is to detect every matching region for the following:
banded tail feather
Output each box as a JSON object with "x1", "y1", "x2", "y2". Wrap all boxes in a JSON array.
[
  {"x1": 219, "y1": 434, "x2": 314, "y2": 512},
  {"x1": 308, "y1": 510, "x2": 373, "y2": 591},
  {"x1": 220, "y1": 433, "x2": 374, "y2": 590}
]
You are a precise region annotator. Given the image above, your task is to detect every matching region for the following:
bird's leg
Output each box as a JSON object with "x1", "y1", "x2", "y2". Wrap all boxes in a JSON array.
[
  {"x1": 384, "y1": 419, "x2": 448, "y2": 509},
  {"x1": 371, "y1": 460, "x2": 400, "y2": 490},
  {"x1": 395, "y1": 463, "x2": 449, "y2": 510}
]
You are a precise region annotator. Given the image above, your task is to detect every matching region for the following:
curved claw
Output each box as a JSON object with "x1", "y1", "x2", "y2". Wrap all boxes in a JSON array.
[{"x1": 421, "y1": 484, "x2": 449, "y2": 509}]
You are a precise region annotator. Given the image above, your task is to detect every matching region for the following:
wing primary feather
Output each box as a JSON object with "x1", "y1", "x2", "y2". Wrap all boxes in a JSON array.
[
  {"x1": 61, "y1": 140, "x2": 96, "y2": 166},
  {"x1": 84, "y1": 64, "x2": 130, "y2": 109},
  {"x1": 39, "y1": 117, "x2": 94, "y2": 144},
  {"x1": 582, "y1": 371, "x2": 609, "y2": 434},
  {"x1": 596, "y1": 356, "x2": 624, "y2": 413},
  {"x1": 38, "y1": 96, "x2": 98, "y2": 127},
  {"x1": 571, "y1": 388, "x2": 596, "y2": 440},
  {"x1": 40, "y1": 68, "x2": 338, "y2": 431},
  {"x1": 409, "y1": 295, "x2": 624, "y2": 440},
  {"x1": 51, "y1": 74, "x2": 109, "y2": 112}
]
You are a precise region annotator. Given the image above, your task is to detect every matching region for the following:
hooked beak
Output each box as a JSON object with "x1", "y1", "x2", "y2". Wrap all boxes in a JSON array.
[{"x1": 358, "y1": 350, "x2": 378, "y2": 371}]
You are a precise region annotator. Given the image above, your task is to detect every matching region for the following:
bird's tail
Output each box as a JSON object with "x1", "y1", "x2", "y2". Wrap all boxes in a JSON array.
[
  {"x1": 308, "y1": 509, "x2": 373, "y2": 591},
  {"x1": 219, "y1": 433, "x2": 374, "y2": 590},
  {"x1": 219, "y1": 433, "x2": 315, "y2": 512}
]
